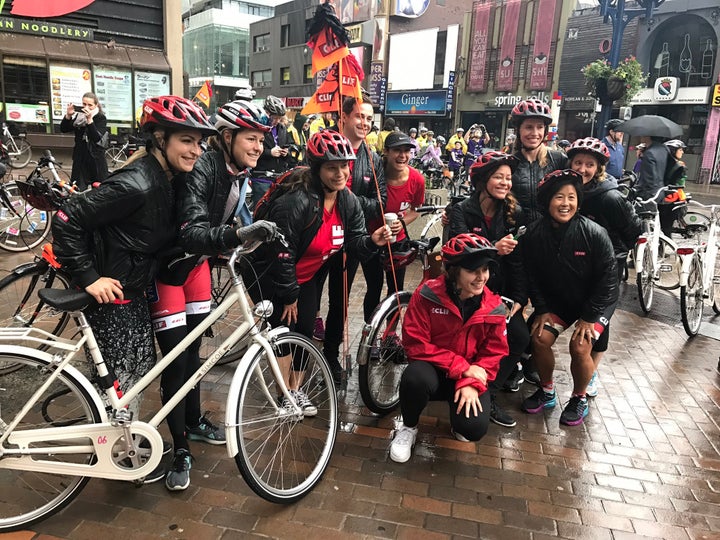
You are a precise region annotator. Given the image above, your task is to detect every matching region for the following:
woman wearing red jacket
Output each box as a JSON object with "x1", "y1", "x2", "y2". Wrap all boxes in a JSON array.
[{"x1": 390, "y1": 234, "x2": 509, "y2": 463}]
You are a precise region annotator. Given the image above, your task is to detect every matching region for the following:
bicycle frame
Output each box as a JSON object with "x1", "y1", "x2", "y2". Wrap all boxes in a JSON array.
[
  {"x1": 678, "y1": 203, "x2": 719, "y2": 293},
  {"x1": 0, "y1": 243, "x2": 300, "y2": 481},
  {"x1": 634, "y1": 190, "x2": 678, "y2": 279},
  {"x1": 2, "y1": 124, "x2": 21, "y2": 156}
]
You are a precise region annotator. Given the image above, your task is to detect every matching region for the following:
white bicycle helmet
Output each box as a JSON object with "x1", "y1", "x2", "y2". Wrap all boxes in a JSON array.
[{"x1": 234, "y1": 85, "x2": 256, "y2": 101}]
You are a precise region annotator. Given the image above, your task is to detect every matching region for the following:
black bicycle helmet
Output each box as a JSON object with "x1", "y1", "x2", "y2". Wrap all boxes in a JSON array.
[
  {"x1": 605, "y1": 118, "x2": 624, "y2": 132},
  {"x1": 536, "y1": 169, "x2": 584, "y2": 213},
  {"x1": 306, "y1": 130, "x2": 356, "y2": 165},
  {"x1": 566, "y1": 137, "x2": 611, "y2": 165},
  {"x1": 469, "y1": 151, "x2": 517, "y2": 186},
  {"x1": 263, "y1": 95, "x2": 286, "y2": 116},
  {"x1": 441, "y1": 233, "x2": 498, "y2": 269},
  {"x1": 557, "y1": 139, "x2": 571, "y2": 149},
  {"x1": 141, "y1": 96, "x2": 218, "y2": 136},
  {"x1": 510, "y1": 99, "x2": 552, "y2": 126}
]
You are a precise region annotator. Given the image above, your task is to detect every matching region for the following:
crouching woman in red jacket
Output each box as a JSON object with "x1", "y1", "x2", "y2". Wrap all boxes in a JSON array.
[{"x1": 390, "y1": 233, "x2": 509, "y2": 463}]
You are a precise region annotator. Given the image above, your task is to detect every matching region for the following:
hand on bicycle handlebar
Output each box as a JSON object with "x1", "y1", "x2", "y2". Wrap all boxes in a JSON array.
[{"x1": 236, "y1": 220, "x2": 280, "y2": 245}]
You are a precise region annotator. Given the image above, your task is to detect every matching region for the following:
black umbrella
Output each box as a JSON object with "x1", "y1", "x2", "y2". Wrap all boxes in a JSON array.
[{"x1": 616, "y1": 115, "x2": 683, "y2": 139}]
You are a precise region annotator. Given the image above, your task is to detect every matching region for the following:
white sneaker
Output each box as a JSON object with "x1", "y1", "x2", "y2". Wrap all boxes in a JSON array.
[
  {"x1": 389, "y1": 424, "x2": 418, "y2": 463},
  {"x1": 291, "y1": 390, "x2": 317, "y2": 417},
  {"x1": 451, "y1": 428, "x2": 471, "y2": 442},
  {"x1": 586, "y1": 371, "x2": 599, "y2": 398}
]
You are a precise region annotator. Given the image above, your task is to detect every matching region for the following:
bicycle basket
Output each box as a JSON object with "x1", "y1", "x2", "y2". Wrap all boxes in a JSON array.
[{"x1": 16, "y1": 177, "x2": 67, "y2": 211}]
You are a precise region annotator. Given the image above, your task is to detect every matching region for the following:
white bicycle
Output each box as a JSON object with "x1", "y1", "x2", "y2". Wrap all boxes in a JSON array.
[
  {"x1": 0, "y1": 238, "x2": 337, "y2": 531},
  {"x1": 677, "y1": 200, "x2": 720, "y2": 336},
  {"x1": 634, "y1": 185, "x2": 682, "y2": 313},
  {"x1": 2, "y1": 122, "x2": 32, "y2": 169}
]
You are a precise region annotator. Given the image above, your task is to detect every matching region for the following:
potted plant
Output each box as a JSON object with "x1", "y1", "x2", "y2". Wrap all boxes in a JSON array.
[{"x1": 582, "y1": 56, "x2": 647, "y2": 104}]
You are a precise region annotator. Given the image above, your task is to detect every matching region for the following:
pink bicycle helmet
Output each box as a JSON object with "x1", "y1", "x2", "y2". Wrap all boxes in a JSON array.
[
  {"x1": 536, "y1": 169, "x2": 584, "y2": 212},
  {"x1": 566, "y1": 137, "x2": 611, "y2": 165},
  {"x1": 141, "y1": 96, "x2": 217, "y2": 136},
  {"x1": 469, "y1": 151, "x2": 517, "y2": 185},
  {"x1": 510, "y1": 99, "x2": 552, "y2": 126}
]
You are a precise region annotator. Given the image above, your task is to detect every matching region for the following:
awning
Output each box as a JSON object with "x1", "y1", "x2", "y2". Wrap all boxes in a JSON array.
[
  {"x1": 85, "y1": 42, "x2": 132, "y2": 68},
  {"x1": 42, "y1": 38, "x2": 91, "y2": 63},
  {"x1": 129, "y1": 47, "x2": 170, "y2": 72},
  {"x1": 0, "y1": 33, "x2": 43, "y2": 57}
]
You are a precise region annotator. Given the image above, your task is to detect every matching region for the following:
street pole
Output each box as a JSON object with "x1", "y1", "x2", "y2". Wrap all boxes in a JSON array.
[{"x1": 595, "y1": 0, "x2": 664, "y2": 138}]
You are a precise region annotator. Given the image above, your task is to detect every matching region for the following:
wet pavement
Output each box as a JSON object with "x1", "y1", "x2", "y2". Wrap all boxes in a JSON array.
[{"x1": 0, "y1": 176, "x2": 719, "y2": 538}]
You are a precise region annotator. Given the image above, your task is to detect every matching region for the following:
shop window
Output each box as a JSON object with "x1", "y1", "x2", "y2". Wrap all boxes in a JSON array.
[
  {"x1": 433, "y1": 31, "x2": 447, "y2": 89},
  {"x1": 281, "y1": 25, "x2": 290, "y2": 48},
  {"x1": 254, "y1": 34, "x2": 270, "y2": 53},
  {"x1": 304, "y1": 64, "x2": 313, "y2": 84},
  {"x1": 252, "y1": 69, "x2": 272, "y2": 88},
  {"x1": 2, "y1": 57, "x2": 49, "y2": 132},
  {"x1": 280, "y1": 67, "x2": 290, "y2": 86}
]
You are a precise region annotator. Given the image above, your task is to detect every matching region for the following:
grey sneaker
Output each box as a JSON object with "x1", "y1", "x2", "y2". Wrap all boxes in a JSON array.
[
  {"x1": 291, "y1": 390, "x2": 318, "y2": 417},
  {"x1": 165, "y1": 449, "x2": 192, "y2": 491},
  {"x1": 186, "y1": 414, "x2": 226, "y2": 445}
]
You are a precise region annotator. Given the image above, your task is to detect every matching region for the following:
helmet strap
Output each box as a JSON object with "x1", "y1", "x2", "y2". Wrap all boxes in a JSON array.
[{"x1": 221, "y1": 129, "x2": 244, "y2": 172}]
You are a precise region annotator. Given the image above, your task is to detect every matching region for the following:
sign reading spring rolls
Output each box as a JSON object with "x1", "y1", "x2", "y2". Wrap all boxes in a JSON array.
[
  {"x1": 49, "y1": 64, "x2": 92, "y2": 120},
  {"x1": 94, "y1": 68, "x2": 132, "y2": 122},
  {"x1": 134, "y1": 72, "x2": 170, "y2": 113},
  {"x1": 4, "y1": 103, "x2": 50, "y2": 124}
]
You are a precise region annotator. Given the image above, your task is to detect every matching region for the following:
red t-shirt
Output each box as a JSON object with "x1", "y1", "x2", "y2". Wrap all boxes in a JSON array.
[
  {"x1": 295, "y1": 204, "x2": 344, "y2": 284},
  {"x1": 372, "y1": 167, "x2": 425, "y2": 242},
  {"x1": 347, "y1": 147, "x2": 358, "y2": 189}
]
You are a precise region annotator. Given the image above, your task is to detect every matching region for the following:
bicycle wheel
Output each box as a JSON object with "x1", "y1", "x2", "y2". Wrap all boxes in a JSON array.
[
  {"x1": 232, "y1": 332, "x2": 337, "y2": 503},
  {"x1": 8, "y1": 139, "x2": 32, "y2": 169},
  {"x1": 657, "y1": 237, "x2": 680, "y2": 290},
  {"x1": 0, "y1": 183, "x2": 53, "y2": 252},
  {"x1": 713, "y1": 254, "x2": 720, "y2": 315},
  {"x1": 357, "y1": 292, "x2": 411, "y2": 415},
  {"x1": 637, "y1": 246, "x2": 654, "y2": 313},
  {"x1": 420, "y1": 212, "x2": 444, "y2": 245},
  {"x1": 0, "y1": 353, "x2": 101, "y2": 532},
  {"x1": 201, "y1": 263, "x2": 248, "y2": 366},
  {"x1": 680, "y1": 255, "x2": 704, "y2": 337},
  {"x1": 105, "y1": 146, "x2": 127, "y2": 170}
]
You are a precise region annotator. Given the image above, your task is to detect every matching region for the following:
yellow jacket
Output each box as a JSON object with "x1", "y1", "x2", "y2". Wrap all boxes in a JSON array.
[
  {"x1": 366, "y1": 131, "x2": 379, "y2": 152},
  {"x1": 446, "y1": 134, "x2": 467, "y2": 154}
]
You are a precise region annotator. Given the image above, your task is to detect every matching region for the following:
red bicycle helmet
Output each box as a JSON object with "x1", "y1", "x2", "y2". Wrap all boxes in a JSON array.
[
  {"x1": 469, "y1": 151, "x2": 517, "y2": 185},
  {"x1": 141, "y1": 96, "x2": 217, "y2": 136},
  {"x1": 536, "y1": 169, "x2": 584, "y2": 212},
  {"x1": 566, "y1": 137, "x2": 610, "y2": 165},
  {"x1": 510, "y1": 99, "x2": 552, "y2": 126},
  {"x1": 306, "y1": 131, "x2": 356, "y2": 165},
  {"x1": 214, "y1": 100, "x2": 270, "y2": 132},
  {"x1": 441, "y1": 233, "x2": 497, "y2": 267}
]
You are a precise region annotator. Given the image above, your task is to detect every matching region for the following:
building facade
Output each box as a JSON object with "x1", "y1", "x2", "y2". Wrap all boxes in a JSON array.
[{"x1": 0, "y1": 0, "x2": 182, "y2": 146}]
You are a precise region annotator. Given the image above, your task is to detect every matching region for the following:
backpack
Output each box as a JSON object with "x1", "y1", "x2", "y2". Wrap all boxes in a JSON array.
[
  {"x1": 252, "y1": 166, "x2": 318, "y2": 230},
  {"x1": 663, "y1": 149, "x2": 685, "y2": 187}
]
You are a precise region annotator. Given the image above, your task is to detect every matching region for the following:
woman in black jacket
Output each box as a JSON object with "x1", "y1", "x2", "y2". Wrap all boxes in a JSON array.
[
  {"x1": 52, "y1": 96, "x2": 218, "y2": 483},
  {"x1": 520, "y1": 170, "x2": 618, "y2": 427},
  {"x1": 249, "y1": 130, "x2": 391, "y2": 382},
  {"x1": 60, "y1": 92, "x2": 109, "y2": 190},
  {"x1": 449, "y1": 151, "x2": 528, "y2": 429}
]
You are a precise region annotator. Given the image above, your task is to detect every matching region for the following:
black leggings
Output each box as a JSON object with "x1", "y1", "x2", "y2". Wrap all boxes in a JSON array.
[
  {"x1": 489, "y1": 310, "x2": 531, "y2": 395},
  {"x1": 399, "y1": 361, "x2": 491, "y2": 442},
  {"x1": 362, "y1": 252, "x2": 406, "y2": 322}
]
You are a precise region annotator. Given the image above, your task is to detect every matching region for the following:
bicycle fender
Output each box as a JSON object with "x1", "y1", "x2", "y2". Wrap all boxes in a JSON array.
[
  {"x1": 678, "y1": 252, "x2": 697, "y2": 288},
  {"x1": 634, "y1": 241, "x2": 647, "y2": 274},
  {"x1": 0, "y1": 344, "x2": 108, "y2": 423},
  {"x1": 224, "y1": 326, "x2": 291, "y2": 458},
  {"x1": 356, "y1": 291, "x2": 412, "y2": 366},
  {"x1": 1, "y1": 260, "x2": 49, "y2": 280}
]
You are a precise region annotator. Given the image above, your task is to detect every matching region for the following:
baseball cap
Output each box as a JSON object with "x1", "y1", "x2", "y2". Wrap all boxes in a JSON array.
[{"x1": 384, "y1": 132, "x2": 415, "y2": 149}]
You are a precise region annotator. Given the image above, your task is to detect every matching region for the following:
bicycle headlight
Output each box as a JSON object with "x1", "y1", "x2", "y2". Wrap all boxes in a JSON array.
[{"x1": 253, "y1": 300, "x2": 274, "y2": 319}]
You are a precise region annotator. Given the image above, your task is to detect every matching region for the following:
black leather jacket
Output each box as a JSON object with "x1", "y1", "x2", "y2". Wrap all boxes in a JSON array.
[
  {"x1": 250, "y1": 182, "x2": 377, "y2": 304},
  {"x1": 449, "y1": 195, "x2": 528, "y2": 306},
  {"x1": 512, "y1": 149, "x2": 567, "y2": 223},
  {"x1": 60, "y1": 112, "x2": 109, "y2": 184},
  {"x1": 176, "y1": 149, "x2": 246, "y2": 255},
  {"x1": 349, "y1": 140, "x2": 387, "y2": 222},
  {"x1": 521, "y1": 214, "x2": 618, "y2": 323},
  {"x1": 581, "y1": 175, "x2": 642, "y2": 257},
  {"x1": 52, "y1": 154, "x2": 176, "y2": 298}
]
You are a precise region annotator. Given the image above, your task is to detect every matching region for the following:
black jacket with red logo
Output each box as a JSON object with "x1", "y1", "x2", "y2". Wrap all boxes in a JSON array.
[{"x1": 520, "y1": 214, "x2": 618, "y2": 323}]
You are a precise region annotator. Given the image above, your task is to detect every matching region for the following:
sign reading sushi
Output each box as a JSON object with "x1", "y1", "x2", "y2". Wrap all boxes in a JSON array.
[{"x1": 134, "y1": 72, "x2": 170, "y2": 113}]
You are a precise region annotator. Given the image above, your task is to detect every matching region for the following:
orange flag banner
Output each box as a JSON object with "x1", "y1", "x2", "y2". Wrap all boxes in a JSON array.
[
  {"x1": 308, "y1": 28, "x2": 350, "y2": 75},
  {"x1": 301, "y1": 55, "x2": 364, "y2": 115},
  {"x1": 194, "y1": 80, "x2": 212, "y2": 108}
]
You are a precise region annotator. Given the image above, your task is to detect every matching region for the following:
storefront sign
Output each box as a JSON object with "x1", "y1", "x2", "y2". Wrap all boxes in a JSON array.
[
  {"x1": 94, "y1": 69, "x2": 132, "y2": 122},
  {"x1": 134, "y1": 72, "x2": 170, "y2": 113},
  {"x1": 467, "y1": 1, "x2": 492, "y2": 93},
  {"x1": 630, "y1": 86, "x2": 711, "y2": 105},
  {"x1": 711, "y1": 83, "x2": 720, "y2": 107},
  {"x1": 446, "y1": 71, "x2": 455, "y2": 112},
  {"x1": 1, "y1": 0, "x2": 96, "y2": 18},
  {"x1": 495, "y1": 0, "x2": 521, "y2": 91},
  {"x1": 284, "y1": 97, "x2": 304, "y2": 108},
  {"x1": 49, "y1": 64, "x2": 92, "y2": 121},
  {"x1": 529, "y1": 0, "x2": 557, "y2": 90},
  {"x1": 653, "y1": 77, "x2": 679, "y2": 101},
  {"x1": 492, "y1": 91, "x2": 551, "y2": 108},
  {"x1": 0, "y1": 17, "x2": 93, "y2": 40},
  {"x1": 345, "y1": 21, "x2": 373, "y2": 46},
  {"x1": 4, "y1": 103, "x2": 49, "y2": 124},
  {"x1": 369, "y1": 61, "x2": 385, "y2": 107},
  {"x1": 385, "y1": 90, "x2": 447, "y2": 116}
]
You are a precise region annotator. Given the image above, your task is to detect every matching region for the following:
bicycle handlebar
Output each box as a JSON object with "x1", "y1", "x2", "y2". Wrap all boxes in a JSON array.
[
  {"x1": 634, "y1": 184, "x2": 682, "y2": 206},
  {"x1": 414, "y1": 205, "x2": 444, "y2": 214}
]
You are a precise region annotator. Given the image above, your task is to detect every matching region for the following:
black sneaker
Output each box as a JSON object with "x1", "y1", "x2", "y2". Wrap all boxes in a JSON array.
[
  {"x1": 165, "y1": 449, "x2": 192, "y2": 491},
  {"x1": 186, "y1": 414, "x2": 226, "y2": 445},
  {"x1": 490, "y1": 397, "x2": 517, "y2": 427},
  {"x1": 521, "y1": 388, "x2": 557, "y2": 414},
  {"x1": 503, "y1": 365, "x2": 525, "y2": 392},
  {"x1": 559, "y1": 396, "x2": 589, "y2": 426},
  {"x1": 141, "y1": 462, "x2": 166, "y2": 484}
]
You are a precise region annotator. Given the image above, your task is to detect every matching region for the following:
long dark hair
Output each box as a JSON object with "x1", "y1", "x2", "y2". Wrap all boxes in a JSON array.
[{"x1": 474, "y1": 168, "x2": 519, "y2": 227}]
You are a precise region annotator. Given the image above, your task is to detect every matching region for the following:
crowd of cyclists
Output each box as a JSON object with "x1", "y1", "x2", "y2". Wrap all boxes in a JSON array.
[{"x1": 46, "y1": 89, "x2": 691, "y2": 481}]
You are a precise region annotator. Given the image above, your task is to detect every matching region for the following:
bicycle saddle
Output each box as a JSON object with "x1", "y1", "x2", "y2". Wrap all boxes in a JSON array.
[{"x1": 39, "y1": 288, "x2": 94, "y2": 312}]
